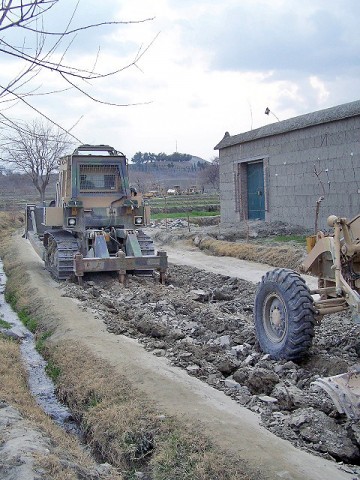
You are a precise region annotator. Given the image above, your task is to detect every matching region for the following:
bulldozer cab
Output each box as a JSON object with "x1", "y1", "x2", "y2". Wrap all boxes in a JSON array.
[
  {"x1": 46, "y1": 144, "x2": 149, "y2": 232},
  {"x1": 57, "y1": 144, "x2": 130, "y2": 207}
]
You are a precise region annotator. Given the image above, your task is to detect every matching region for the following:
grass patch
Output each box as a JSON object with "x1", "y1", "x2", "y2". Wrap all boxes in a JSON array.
[
  {"x1": 0, "y1": 317, "x2": 11, "y2": 329},
  {"x1": 0, "y1": 210, "x2": 24, "y2": 230},
  {"x1": 18, "y1": 309, "x2": 37, "y2": 332},
  {"x1": 271, "y1": 234, "x2": 307, "y2": 244},
  {"x1": 4, "y1": 290, "x2": 17, "y2": 306},
  {"x1": 5, "y1": 289, "x2": 38, "y2": 332},
  {"x1": 35, "y1": 330, "x2": 53, "y2": 354},
  {"x1": 149, "y1": 194, "x2": 220, "y2": 207},
  {"x1": 48, "y1": 341, "x2": 256, "y2": 479},
  {"x1": 45, "y1": 360, "x2": 61, "y2": 382},
  {"x1": 199, "y1": 237, "x2": 304, "y2": 271}
]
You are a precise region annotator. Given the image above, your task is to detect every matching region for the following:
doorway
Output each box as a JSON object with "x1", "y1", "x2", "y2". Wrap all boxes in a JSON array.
[{"x1": 247, "y1": 161, "x2": 265, "y2": 220}]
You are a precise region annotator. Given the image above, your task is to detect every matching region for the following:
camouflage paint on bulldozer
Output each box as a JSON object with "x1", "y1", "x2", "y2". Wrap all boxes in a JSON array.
[{"x1": 25, "y1": 144, "x2": 167, "y2": 284}]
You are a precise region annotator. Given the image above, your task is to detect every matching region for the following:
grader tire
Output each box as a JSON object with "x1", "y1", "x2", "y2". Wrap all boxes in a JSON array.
[{"x1": 254, "y1": 268, "x2": 315, "y2": 360}]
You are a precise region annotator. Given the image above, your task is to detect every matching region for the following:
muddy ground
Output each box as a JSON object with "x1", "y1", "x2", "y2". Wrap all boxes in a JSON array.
[{"x1": 62, "y1": 257, "x2": 360, "y2": 473}]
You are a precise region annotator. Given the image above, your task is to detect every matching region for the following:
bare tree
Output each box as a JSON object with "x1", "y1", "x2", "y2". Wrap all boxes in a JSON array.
[
  {"x1": 0, "y1": 1, "x2": 155, "y2": 138},
  {"x1": 313, "y1": 163, "x2": 331, "y2": 234},
  {"x1": 0, "y1": 118, "x2": 73, "y2": 202},
  {"x1": 129, "y1": 170, "x2": 157, "y2": 193},
  {"x1": 199, "y1": 157, "x2": 220, "y2": 191}
]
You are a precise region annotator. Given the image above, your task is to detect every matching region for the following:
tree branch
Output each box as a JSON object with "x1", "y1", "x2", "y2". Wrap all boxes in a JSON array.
[{"x1": 0, "y1": 1, "x2": 156, "y2": 139}]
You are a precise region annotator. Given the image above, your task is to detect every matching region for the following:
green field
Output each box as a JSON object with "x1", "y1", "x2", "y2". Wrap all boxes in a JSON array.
[
  {"x1": 151, "y1": 211, "x2": 219, "y2": 220},
  {"x1": 149, "y1": 193, "x2": 219, "y2": 207},
  {"x1": 148, "y1": 194, "x2": 220, "y2": 217}
]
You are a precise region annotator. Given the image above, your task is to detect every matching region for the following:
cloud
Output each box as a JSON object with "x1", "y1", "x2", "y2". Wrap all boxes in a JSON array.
[
  {"x1": 178, "y1": 0, "x2": 360, "y2": 77},
  {"x1": 309, "y1": 76, "x2": 329, "y2": 103}
]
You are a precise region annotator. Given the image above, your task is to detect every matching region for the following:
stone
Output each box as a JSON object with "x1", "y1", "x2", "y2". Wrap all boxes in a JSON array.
[
  {"x1": 216, "y1": 359, "x2": 238, "y2": 376},
  {"x1": 236, "y1": 387, "x2": 252, "y2": 405},
  {"x1": 171, "y1": 328, "x2": 185, "y2": 340},
  {"x1": 303, "y1": 354, "x2": 350, "y2": 376},
  {"x1": 233, "y1": 366, "x2": 251, "y2": 385},
  {"x1": 287, "y1": 408, "x2": 359, "y2": 461},
  {"x1": 230, "y1": 345, "x2": 244, "y2": 357},
  {"x1": 186, "y1": 365, "x2": 200, "y2": 373},
  {"x1": 272, "y1": 383, "x2": 307, "y2": 410},
  {"x1": 247, "y1": 368, "x2": 280, "y2": 395},
  {"x1": 260, "y1": 354, "x2": 272, "y2": 361},
  {"x1": 224, "y1": 379, "x2": 241, "y2": 389},
  {"x1": 193, "y1": 235, "x2": 202, "y2": 247},
  {"x1": 244, "y1": 353, "x2": 259, "y2": 365},
  {"x1": 137, "y1": 319, "x2": 167, "y2": 338},
  {"x1": 9, "y1": 325, "x2": 27, "y2": 338},
  {"x1": 190, "y1": 289, "x2": 209, "y2": 302},
  {"x1": 350, "y1": 422, "x2": 360, "y2": 444},
  {"x1": 218, "y1": 335, "x2": 231, "y2": 347},
  {"x1": 257, "y1": 395, "x2": 278, "y2": 404},
  {"x1": 211, "y1": 288, "x2": 234, "y2": 301}
]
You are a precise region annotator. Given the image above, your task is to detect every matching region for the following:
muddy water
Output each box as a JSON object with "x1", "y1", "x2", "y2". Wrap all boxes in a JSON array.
[{"x1": 0, "y1": 261, "x2": 78, "y2": 434}]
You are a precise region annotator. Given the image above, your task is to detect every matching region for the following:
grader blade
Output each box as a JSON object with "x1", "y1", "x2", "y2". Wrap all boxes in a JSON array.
[{"x1": 312, "y1": 368, "x2": 360, "y2": 419}]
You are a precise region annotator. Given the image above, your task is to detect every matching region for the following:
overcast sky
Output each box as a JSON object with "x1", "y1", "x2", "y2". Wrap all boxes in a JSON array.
[{"x1": 2, "y1": 0, "x2": 360, "y2": 161}]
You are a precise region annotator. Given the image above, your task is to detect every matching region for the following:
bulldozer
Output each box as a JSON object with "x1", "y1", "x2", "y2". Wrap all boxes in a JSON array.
[
  {"x1": 254, "y1": 214, "x2": 360, "y2": 419},
  {"x1": 25, "y1": 144, "x2": 167, "y2": 285}
]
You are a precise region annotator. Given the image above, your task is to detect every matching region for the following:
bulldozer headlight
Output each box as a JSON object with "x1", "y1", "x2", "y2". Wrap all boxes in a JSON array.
[
  {"x1": 134, "y1": 216, "x2": 144, "y2": 225},
  {"x1": 67, "y1": 217, "x2": 77, "y2": 227}
]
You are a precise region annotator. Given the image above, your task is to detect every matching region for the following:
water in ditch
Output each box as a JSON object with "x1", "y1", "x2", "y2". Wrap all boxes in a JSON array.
[{"x1": 0, "y1": 260, "x2": 79, "y2": 435}]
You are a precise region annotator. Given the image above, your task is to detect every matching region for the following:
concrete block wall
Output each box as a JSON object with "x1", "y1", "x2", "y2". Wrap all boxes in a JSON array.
[{"x1": 219, "y1": 117, "x2": 360, "y2": 231}]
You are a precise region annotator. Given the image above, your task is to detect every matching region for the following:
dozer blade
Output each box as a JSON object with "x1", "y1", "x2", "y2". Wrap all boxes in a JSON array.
[{"x1": 312, "y1": 368, "x2": 360, "y2": 419}]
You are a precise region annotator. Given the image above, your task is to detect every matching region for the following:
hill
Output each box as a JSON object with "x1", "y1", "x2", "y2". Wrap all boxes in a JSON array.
[{"x1": 128, "y1": 155, "x2": 213, "y2": 193}]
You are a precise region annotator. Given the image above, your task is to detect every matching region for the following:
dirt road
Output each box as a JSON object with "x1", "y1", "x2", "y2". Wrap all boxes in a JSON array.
[
  {"x1": 14, "y1": 235, "x2": 356, "y2": 480},
  {"x1": 163, "y1": 242, "x2": 318, "y2": 288}
]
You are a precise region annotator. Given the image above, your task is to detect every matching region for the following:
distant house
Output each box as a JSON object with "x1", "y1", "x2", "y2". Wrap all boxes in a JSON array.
[{"x1": 214, "y1": 100, "x2": 360, "y2": 231}]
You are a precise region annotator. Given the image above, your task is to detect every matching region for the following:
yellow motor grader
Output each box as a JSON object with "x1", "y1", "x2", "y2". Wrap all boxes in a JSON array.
[
  {"x1": 25, "y1": 145, "x2": 167, "y2": 284},
  {"x1": 254, "y1": 214, "x2": 360, "y2": 418}
]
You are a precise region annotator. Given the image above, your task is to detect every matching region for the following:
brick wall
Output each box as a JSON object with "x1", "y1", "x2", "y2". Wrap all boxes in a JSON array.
[{"x1": 219, "y1": 117, "x2": 360, "y2": 231}]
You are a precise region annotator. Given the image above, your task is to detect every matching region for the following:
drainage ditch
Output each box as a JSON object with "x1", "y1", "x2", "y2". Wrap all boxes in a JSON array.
[{"x1": 0, "y1": 260, "x2": 79, "y2": 435}]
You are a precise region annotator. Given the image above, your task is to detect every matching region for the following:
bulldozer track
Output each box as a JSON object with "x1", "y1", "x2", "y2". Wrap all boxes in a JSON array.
[
  {"x1": 137, "y1": 230, "x2": 155, "y2": 256},
  {"x1": 131, "y1": 229, "x2": 157, "y2": 277},
  {"x1": 44, "y1": 230, "x2": 79, "y2": 281}
]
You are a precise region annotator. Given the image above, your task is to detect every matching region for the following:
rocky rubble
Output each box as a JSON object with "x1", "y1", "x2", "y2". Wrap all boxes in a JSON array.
[
  {"x1": 150, "y1": 218, "x2": 311, "y2": 242},
  {"x1": 62, "y1": 265, "x2": 360, "y2": 472}
]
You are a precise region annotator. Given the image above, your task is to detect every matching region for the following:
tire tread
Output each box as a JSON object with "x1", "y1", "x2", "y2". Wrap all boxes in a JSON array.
[{"x1": 254, "y1": 268, "x2": 315, "y2": 360}]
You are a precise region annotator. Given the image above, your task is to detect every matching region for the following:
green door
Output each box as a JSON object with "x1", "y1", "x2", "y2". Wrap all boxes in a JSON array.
[{"x1": 247, "y1": 162, "x2": 265, "y2": 220}]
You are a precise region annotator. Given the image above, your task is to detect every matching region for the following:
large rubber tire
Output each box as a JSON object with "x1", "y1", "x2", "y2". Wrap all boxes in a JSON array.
[{"x1": 254, "y1": 268, "x2": 316, "y2": 360}]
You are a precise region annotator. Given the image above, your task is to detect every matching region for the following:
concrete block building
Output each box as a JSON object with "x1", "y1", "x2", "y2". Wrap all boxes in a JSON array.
[{"x1": 214, "y1": 100, "x2": 360, "y2": 232}]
